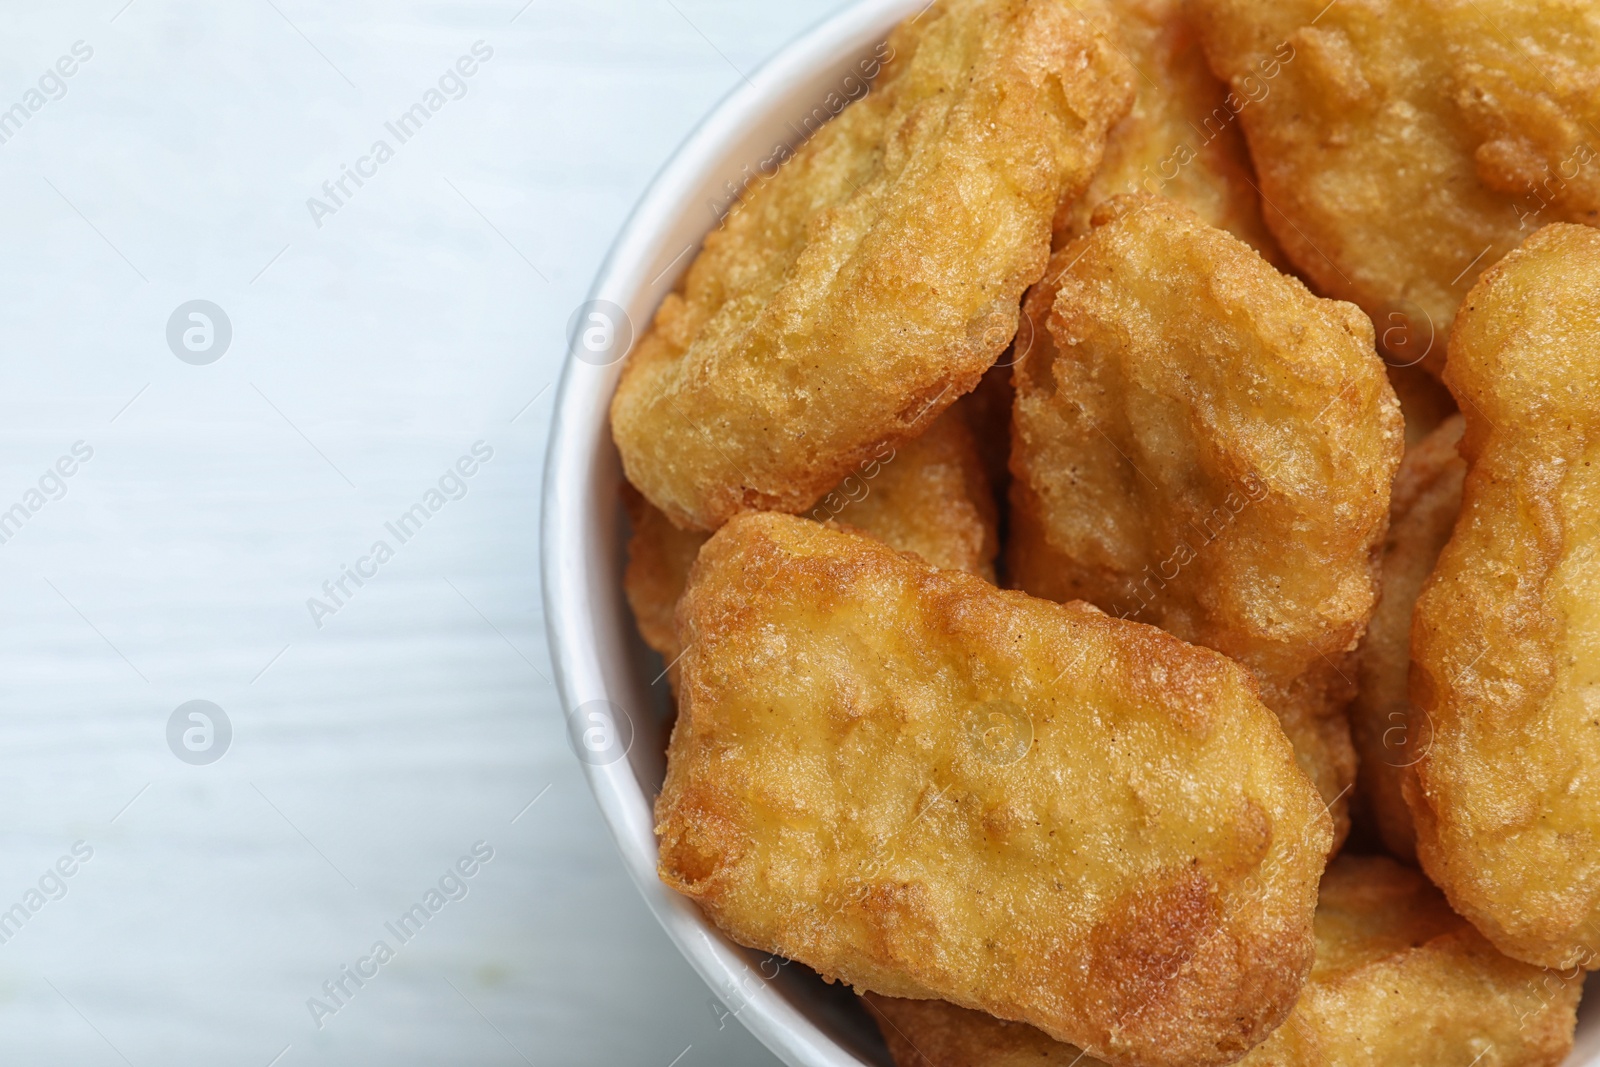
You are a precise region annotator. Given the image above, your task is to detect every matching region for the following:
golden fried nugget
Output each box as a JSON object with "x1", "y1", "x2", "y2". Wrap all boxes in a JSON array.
[
  {"x1": 1055, "y1": 0, "x2": 1281, "y2": 262},
  {"x1": 611, "y1": 0, "x2": 1136, "y2": 531},
  {"x1": 1410, "y1": 223, "x2": 1600, "y2": 969},
  {"x1": 1193, "y1": 0, "x2": 1600, "y2": 375},
  {"x1": 623, "y1": 407, "x2": 999, "y2": 676},
  {"x1": 1242, "y1": 855, "x2": 1582, "y2": 1066},
  {"x1": 818, "y1": 409, "x2": 999, "y2": 585},
  {"x1": 865, "y1": 991, "x2": 1105, "y2": 1067},
  {"x1": 658, "y1": 513, "x2": 1332, "y2": 1067},
  {"x1": 865, "y1": 854, "x2": 1581, "y2": 1067},
  {"x1": 1008, "y1": 195, "x2": 1403, "y2": 845},
  {"x1": 1349, "y1": 415, "x2": 1465, "y2": 863}
]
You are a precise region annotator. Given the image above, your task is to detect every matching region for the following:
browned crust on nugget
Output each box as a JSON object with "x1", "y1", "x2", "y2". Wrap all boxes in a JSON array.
[
  {"x1": 658, "y1": 513, "x2": 1330, "y2": 1067},
  {"x1": 864, "y1": 854, "x2": 1581, "y2": 1067}
]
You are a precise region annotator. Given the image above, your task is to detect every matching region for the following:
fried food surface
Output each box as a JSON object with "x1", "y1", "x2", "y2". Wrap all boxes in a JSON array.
[
  {"x1": 623, "y1": 407, "x2": 999, "y2": 677},
  {"x1": 865, "y1": 855, "x2": 1581, "y2": 1067},
  {"x1": 1008, "y1": 195, "x2": 1403, "y2": 843},
  {"x1": 1193, "y1": 0, "x2": 1600, "y2": 374},
  {"x1": 1410, "y1": 223, "x2": 1600, "y2": 969},
  {"x1": 658, "y1": 513, "x2": 1331, "y2": 1067},
  {"x1": 820, "y1": 408, "x2": 999, "y2": 586},
  {"x1": 1349, "y1": 415, "x2": 1465, "y2": 863},
  {"x1": 865, "y1": 991, "x2": 1105, "y2": 1066},
  {"x1": 611, "y1": 0, "x2": 1136, "y2": 531},
  {"x1": 1056, "y1": 0, "x2": 1280, "y2": 262},
  {"x1": 1241, "y1": 855, "x2": 1582, "y2": 1066}
]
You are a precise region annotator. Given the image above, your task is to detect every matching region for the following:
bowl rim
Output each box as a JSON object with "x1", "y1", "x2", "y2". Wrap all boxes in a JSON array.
[{"x1": 540, "y1": 2, "x2": 927, "y2": 1064}]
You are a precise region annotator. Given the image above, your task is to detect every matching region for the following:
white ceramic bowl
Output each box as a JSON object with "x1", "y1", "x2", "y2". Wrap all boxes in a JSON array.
[{"x1": 540, "y1": 2, "x2": 1600, "y2": 1063}]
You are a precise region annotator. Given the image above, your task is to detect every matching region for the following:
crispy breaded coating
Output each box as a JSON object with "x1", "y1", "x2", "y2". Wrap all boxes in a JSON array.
[
  {"x1": 623, "y1": 408, "x2": 999, "y2": 676},
  {"x1": 1192, "y1": 0, "x2": 1600, "y2": 375},
  {"x1": 1007, "y1": 195, "x2": 1403, "y2": 846},
  {"x1": 865, "y1": 991, "x2": 1105, "y2": 1066},
  {"x1": 658, "y1": 513, "x2": 1332, "y2": 1067},
  {"x1": 1410, "y1": 223, "x2": 1600, "y2": 969},
  {"x1": 1445, "y1": 1, "x2": 1600, "y2": 222},
  {"x1": 865, "y1": 855, "x2": 1581, "y2": 1067},
  {"x1": 610, "y1": 0, "x2": 1136, "y2": 531},
  {"x1": 1349, "y1": 414, "x2": 1465, "y2": 863},
  {"x1": 1244, "y1": 855, "x2": 1582, "y2": 1066},
  {"x1": 821, "y1": 409, "x2": 999, "y2": 585},
  {"x1": 1056, "y1": 0, "x2": 1281, "y2": 262}
]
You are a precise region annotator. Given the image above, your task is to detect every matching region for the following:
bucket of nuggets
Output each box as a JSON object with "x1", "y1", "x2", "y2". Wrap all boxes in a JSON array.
[{"x1": 602, "y1": 0, "x2": 1600, "y2": 1062}]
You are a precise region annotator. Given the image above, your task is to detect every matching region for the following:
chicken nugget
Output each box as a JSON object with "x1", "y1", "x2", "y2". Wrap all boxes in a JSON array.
[
  {"x1": 1348, "y1": 414, "x2": 1465, "y2": 863},
  {"x1": 1410, "y1": 222, "x2": 1600, "y2": 969},
  {"x1": 865, "y1": 991, "x2": 1098, "y2": 1066},
  {"x1": 815, "y1": 407, "x2": 999, "y2": 585},
  {"x1": 1055, "y1": 0, "x2": 1281, "y2": 263},
  {"x1": 623, "y1": 405, "x2": 999, "y2": 679},
  {"x1": 611, "y1": 0, "x2": 1136, "y2": 532},
  {"x1": 658, "y1": 513, "x2": 1332, "y2": 1067},
  {"x1": 1192, "y1": 0, "x2": 1600, "y2": 375},
  {"x1": 1008, "y1": 194, "x2": 1403, "y2": 845},
  {"x1": 864, "y1": 854, "x2": 1581, "y2": 1067}
]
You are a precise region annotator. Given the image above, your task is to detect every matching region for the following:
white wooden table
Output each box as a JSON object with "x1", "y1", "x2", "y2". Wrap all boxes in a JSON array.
[{"x1": 0, "y1": 1, "x2": 826, "y2": 1061}]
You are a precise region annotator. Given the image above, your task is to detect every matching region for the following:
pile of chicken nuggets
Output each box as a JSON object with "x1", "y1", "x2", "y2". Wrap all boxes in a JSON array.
[{"x1": 606, "y1": 0, "x2": 1600, "y2": 1063}]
